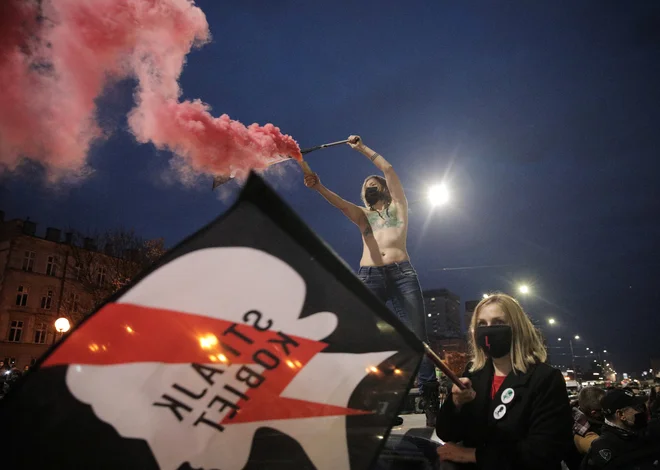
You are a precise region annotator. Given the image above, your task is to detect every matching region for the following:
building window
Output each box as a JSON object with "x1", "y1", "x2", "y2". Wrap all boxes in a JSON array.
[
  {"x1": 41, "y1": 290, "x2": 54, "y2": 309},
  {"x1": 97, "y1": 265, "x2": 107, "y2": 285},
  {"x1": 73, "y1": 261, "x2": 81, "y2": 280},
  {"x1": 15, "y1": 285, "x2": 28, "y2": 307},
  {"x1": 34, "y1": 322, "x2": 47, "y2": 344},
  {"x1": 46, "y1": 255, "x2": 59, "y2": 276},
  {"x1": 22, "y1": 251, "x2": 36, "y2": 272},
  {"x1": 8, "y1": 320, "x2": 24, "y2": 342},
  {"x1": 70, "y1": 292, "x2": 80, "y2": 313}
]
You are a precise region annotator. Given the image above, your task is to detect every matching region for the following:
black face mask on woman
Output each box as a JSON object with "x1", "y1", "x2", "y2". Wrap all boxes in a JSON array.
[
  {"x1": 364, "y1": 187, "x2": 382, "y2": 206},
  {"x1": 476, "y1": 325, "x2": 512, "y2": 359}
]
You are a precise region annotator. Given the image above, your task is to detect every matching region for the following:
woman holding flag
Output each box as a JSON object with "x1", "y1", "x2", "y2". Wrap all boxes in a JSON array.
[{"x1": 435, "y1": 293, "x2": 573, "y2": 469}]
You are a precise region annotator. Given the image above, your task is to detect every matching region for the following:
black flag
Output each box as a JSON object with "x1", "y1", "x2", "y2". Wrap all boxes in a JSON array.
[{"x1": 0, "y1": 174, "x2": 424, "y2": 470}]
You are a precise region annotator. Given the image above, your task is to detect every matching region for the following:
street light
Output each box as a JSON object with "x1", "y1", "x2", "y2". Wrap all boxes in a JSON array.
[
  {"x1": 482, "y1": 293, "x2": 490, "y2": 299},
  {"x1": 548, "y1": 318, "x2": 556, "y2": 325},
  {"x1": 428, "y1": 184, "x2": 449, "y2": 206},
  {"x1": 518, "y1": 284, "x2": 530, "y2": 295},
  {"x1": 558, "y1": 337, "x2": 562, "y2": 341},
  {"x1": 53, "y1": 317, "x2": 71, "y2": 345},
  {"x1": 574, "y1": 335, "x2": 580, "y2": 340},
  {"x1": 54, "y1": 317, "x2": 70, "y2": 333},
  {"x1": 603, "y1": 350, "x2": 607, "y2": 353}
]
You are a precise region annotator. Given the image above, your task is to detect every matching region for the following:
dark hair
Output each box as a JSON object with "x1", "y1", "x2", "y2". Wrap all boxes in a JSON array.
[
  {"x1": 578, "y1": 386, "x2": 605, "y2": 415},
  {"x1": 360, "y1": 175, "x2": 392, "y2": 218}
]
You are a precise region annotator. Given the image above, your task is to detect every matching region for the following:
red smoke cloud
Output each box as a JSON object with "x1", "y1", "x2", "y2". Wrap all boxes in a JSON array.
[{"x1": 0, "y1": 0, "x2": 301, "y2": 180}]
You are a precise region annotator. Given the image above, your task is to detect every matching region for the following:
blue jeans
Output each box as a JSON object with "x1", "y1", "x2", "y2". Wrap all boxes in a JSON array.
[{"x1": 358, "y1": 261, "x2": 437, "y2": 392}]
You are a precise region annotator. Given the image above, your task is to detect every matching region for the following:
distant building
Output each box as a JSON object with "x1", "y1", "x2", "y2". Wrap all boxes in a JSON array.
[
  {"x1": 651, "y1": 358, "x2": 660, "y2": 381},
  {"x1": 423, "y1": 289, "x2": 467, "y2": 353},
  {"x1": 0, "y1": 213, "x2": 121, "y2": 368}
]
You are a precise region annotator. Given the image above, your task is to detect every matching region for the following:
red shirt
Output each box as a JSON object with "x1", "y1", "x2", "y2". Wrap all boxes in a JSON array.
[{"x1": 491, "y1": 374, "x2": 506, "y2": 399}]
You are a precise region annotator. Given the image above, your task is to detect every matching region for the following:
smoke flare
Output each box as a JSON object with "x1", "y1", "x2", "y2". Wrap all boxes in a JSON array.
[{"x1": 0, "y1": 0, "x2": 301, "y2": 181}]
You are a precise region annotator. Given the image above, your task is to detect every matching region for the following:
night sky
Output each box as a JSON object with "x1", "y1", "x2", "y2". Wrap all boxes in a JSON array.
[{"x1": 2, "y1": 1, "x2": 659, "y2": 375}]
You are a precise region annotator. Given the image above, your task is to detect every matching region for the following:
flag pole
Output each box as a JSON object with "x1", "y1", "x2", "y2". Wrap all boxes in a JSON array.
[
  {"x1": 423, "y1": 342, "x2": 468, "y2": 390},
  {"x1": 212, "y1": 139, "x2": 349, "y2": 190},
  {"x1": 300, "y1": 139, "x2": 350, "y2": 155}
]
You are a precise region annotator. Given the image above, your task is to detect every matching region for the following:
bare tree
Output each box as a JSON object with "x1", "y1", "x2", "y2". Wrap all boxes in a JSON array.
[
  {"x1": 58, "y1": 229, "x2": 165, "y2": 315},
  {"x1": 443, "y1": 350, "x2": 470, "y2": 377}
]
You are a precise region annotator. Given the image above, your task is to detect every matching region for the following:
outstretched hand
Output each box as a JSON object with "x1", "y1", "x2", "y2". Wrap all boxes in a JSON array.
[
  {"x1": 304, "y1": 173, "x2": 320, "y2": 189},
  {"x1": 347, "y1": 135, "x2": 363, "y2": 150}
]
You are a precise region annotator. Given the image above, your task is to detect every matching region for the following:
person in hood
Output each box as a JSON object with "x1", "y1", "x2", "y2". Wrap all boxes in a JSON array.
[
  {"x1": 581, "y1": 388, "x2": 660, "y2": 469},
  {"x1": 304, "y1": 135, "x2": 439, "y2": 426},
  {"x1": 435, "y1": 293, "x2": 573, "y2": 469}
]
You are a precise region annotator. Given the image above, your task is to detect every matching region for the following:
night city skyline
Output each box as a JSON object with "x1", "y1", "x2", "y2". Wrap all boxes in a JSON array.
[{"x1": 1, "y1": 1, "x2": 659, "y2": 374}]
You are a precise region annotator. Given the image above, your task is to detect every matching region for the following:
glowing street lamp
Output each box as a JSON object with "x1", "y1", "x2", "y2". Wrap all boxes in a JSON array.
[
  {"x1": 558, "y1": 337, "x2": 562, "y2": 341},
  {"x1": 428, "y1": 184, "x2": 449, "y2": 206},
  {"x1": 53, "y1": 317, "x2": 71, "y2": 345},
  {"x1": 54, "y1": 317, "x2": 70, "y2": 333},
  {"x1": 548, "y1": 318, "x2": 556, "y2": 325},
  {"x1": 574, "y1": 335, "x2": 580, "y2": 340},
  {"x1": 603, "y1": 350, "x2": 607, "y2": 353},
  {"x1": 482, "y1": 293, "x2": 490, "y2": 299},
  {"x1": 518, "y1": 284, "x2": 530, "y2": 295}
]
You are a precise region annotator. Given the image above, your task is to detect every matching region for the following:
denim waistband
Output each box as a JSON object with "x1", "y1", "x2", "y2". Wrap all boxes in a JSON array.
[{"x1": 358, "y1": 260, "x2": 413, "y2": 274}]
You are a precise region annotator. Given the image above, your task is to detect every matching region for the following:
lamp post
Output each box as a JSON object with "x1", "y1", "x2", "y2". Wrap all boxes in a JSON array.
[
  {"x1": 569, "y1": 338, "x2": 577, "y2": 377},
  {"x1": 53, "y1": 317, "x2": 71, "y2": 344}
]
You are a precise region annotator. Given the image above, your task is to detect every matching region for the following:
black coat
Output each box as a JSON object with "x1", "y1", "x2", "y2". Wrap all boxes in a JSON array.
[
  {"x1": 436, "y1": 360, "x2": 573, "y2": 470},
  {"x1": 581, "y1": 421, "x2": 660, "y2": 469}
]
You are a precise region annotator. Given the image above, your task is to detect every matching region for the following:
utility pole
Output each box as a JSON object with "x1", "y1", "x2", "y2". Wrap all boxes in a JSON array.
[{"x1": 569, "y1": 339, "x2": 577, "y2": 380}]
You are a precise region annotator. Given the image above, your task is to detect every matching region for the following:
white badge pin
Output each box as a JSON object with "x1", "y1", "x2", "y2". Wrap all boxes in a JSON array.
[
  {"x1": 501, "y1": 387, "x2": 515, "y2": 404},
  {"x1": 494, "y1": 404, "x2": 507, "y2": 420}
]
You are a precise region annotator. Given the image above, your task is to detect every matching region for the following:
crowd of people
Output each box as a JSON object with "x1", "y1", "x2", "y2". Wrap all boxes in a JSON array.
[
  {"x1": 377, "y1": 294, "x2": 659, "y2": 470},
  {"x1": 305, "y1": 137, "x2": 660, "y2": 469},
  {"x1": 3, "y1": 137, "x2": 657, "y2": 469},
  {"x1": 0, "y1": 361, "x2": 30, "y2": 398}
]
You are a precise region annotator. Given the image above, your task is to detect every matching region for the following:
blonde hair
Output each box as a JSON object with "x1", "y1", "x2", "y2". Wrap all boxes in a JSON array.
[
  {"x1": 360, "y1": 175, "x2": 392, "y2": 214},
  {"x1": 468, "y1": 293, "x2": 547, "y2": 374}
]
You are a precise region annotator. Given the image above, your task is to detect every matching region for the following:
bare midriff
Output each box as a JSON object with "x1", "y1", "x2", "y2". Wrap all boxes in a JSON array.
[{"x1": 359, "y1": 201, "x2": 410, "y2": 267}]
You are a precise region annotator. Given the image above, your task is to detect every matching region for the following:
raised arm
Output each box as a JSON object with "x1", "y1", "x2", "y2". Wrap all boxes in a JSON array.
[
  {"x1": 304, "y1": 173, "x2": 365, "y2": 226},
  {"x1": 347, "y1": 135, "x2": 407, "y2": 205}
]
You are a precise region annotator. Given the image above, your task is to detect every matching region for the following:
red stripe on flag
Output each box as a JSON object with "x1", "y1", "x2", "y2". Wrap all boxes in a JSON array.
[
  {"x1": 43, "y1": 303, "x2": 374, "y2": 424},
  {"x1": 43, "y1": 303, "x2": 327, "y2": 367}
]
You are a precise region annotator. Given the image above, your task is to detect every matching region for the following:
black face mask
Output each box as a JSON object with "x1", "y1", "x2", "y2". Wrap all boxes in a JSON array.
[
  {"x1": 364, "y1": 187, "x2": 382, "y2": 206},
  {"x1": 476, "y1": 325, "x2": 512, "y2": 359},
  {"x1": 630, "y1": 411, "x2": 648, "y2": 430}
]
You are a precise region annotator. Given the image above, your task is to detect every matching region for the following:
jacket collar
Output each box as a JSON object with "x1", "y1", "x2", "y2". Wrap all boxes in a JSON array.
[
  {"x1": 603, "y1": 422, "x2": 638, "y2": 440},
  {"x1": 471, "y1": 358, "x2": 537, "y2": 391}
]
